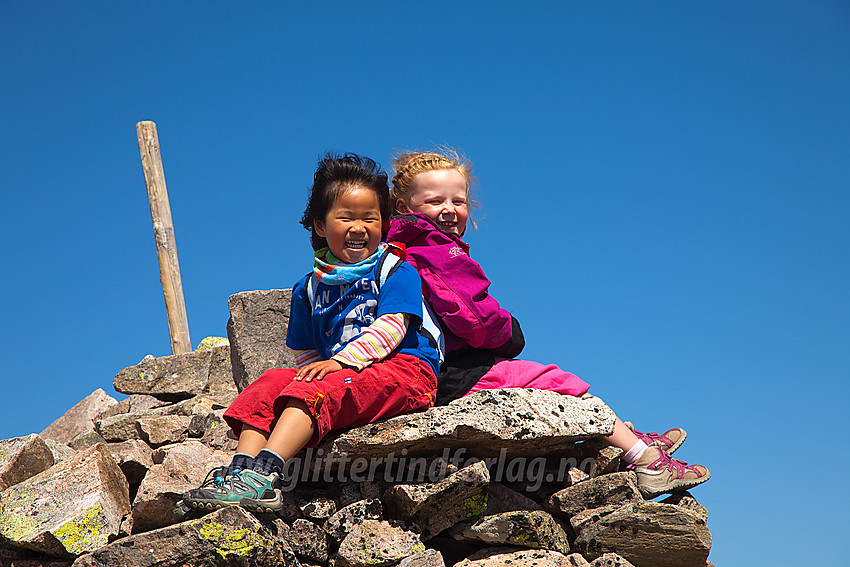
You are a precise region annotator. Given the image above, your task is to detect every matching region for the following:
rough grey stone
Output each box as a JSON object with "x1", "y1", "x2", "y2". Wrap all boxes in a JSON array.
[
  {"x1": 0, "y1": 444, "x2": 130, "y2": 558},
  {"x1": 95, "y1": 398, "x2": 216, "y2": 443},
  {"x1": 40, "y1": 389, "x2": 118, "y2": 446},
  {"x1": 324, "y1": 498, "x2": 383, "y2": 544},
  {"x1": 454, "y1": 510, "x2": 570, "y2": 554},
  {"x1": 68, "y1": 430, "x2": 107, "y2": 450},
  {"x1": 546, "y1": 471, "x2": 643, "y2": 518},
  {"x1": 136, "y1": 415, "x2": 193, "y2": 447},
  {"x1": 288, "y1": 518, "x2": 328, "y2": 563},
  {"x1": 397, "y1": 548, "x2": 446, "y2": 567},
  {"x1": 71, "y1": 506, "x2": 300, "y2": 567},
  {"x1": 590, "y1": 553, "x2": 636, "y2": 567},
  {"x1": 485, "y1": 483, "x2": 543, "y2": 515},
  {"x1": 336, "y1": 520, "x2": 425, "y2": 567},
  {"x1": 0, "y1": 434, "x2": 54, "y2": 491},
  {"x1": 202, "y1": 345, "x2": 238, "y2": 406},
  {"x1": 660, "y1": 491, "x2": 708, "y2": 522},
  {"x1": 299, "y1": 494, "x2": 338, "y2": 522},
  {"x1": 322, "y1": 389, "x2": 616, "y2": 462},
  {"x1": 197, "y1": 409, "x2": 238, "y2": 451},
  {"x1": 384, "y1": 460, "x2": 490, "y2": 540},
  {"x1": 572, "y1": 501, "x2": 711, "y2": 567},
  {"x1": 456, "y1": 548, "x2": 575, "y2": 567},
  {"x1": 227, "y1": 288, "x2": 297, "y2": 391}
]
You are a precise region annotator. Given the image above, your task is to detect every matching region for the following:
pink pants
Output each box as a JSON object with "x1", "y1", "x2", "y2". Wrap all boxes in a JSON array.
[{"x1": 464, "y1": 358, "x2": 590, "y2": 398}]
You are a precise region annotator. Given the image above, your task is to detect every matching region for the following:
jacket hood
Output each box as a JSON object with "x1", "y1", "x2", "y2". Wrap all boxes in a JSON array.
[{"x1": 385, "y1": 213, "x2": 470, "y2": 254}]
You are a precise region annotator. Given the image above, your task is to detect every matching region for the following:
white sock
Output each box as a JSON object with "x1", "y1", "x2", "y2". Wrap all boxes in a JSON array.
[{"x1": 622, "y1": 439, "x2": 649, "y2": 464}]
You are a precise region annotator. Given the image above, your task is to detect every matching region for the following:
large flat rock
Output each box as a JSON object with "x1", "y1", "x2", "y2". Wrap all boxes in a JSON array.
[
  {"x1": 321, "y1": 389, "x2": 616, "y2": 460},
  {"x1": 0, "y1": 444, "x2": 130, "y2": 558},
  {"x1": 114, "y1": 347, "x2": 232, "y2": 402}
]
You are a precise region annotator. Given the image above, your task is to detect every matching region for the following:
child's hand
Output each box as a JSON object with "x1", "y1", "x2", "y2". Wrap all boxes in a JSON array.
[{"x1": 294, "y1": 359, "x2": 344, "y2": 382}]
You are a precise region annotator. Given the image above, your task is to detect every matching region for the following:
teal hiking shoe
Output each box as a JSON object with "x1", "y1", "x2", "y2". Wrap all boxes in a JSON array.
[{"x1": 184, "y1": 468, "x2": 281, "y2": 513}]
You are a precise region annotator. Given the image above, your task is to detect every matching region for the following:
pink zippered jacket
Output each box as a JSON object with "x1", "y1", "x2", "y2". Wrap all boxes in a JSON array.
[{"x1": 386, "y1": 214, "x2": 514, "y2": 353}]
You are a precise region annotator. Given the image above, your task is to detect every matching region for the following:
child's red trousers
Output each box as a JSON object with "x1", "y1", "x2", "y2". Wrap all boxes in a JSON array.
[{"x1": 223, "y1": 353, "x2": 437, "y2": 447}]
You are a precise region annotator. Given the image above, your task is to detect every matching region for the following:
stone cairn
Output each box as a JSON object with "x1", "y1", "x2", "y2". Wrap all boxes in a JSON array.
[{"x1": 1, "y1": 289, "x2": 713, "y2": 567}]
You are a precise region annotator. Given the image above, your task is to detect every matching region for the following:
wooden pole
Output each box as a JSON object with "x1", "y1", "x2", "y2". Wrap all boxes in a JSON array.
[{"x1": 136, "y1": 121, "x2": 192, "y2": 355}]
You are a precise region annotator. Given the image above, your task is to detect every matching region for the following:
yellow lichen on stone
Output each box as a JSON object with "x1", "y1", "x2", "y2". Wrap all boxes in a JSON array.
[
  {"x1": 196, "y1": 337, "x2": 228, "y2": 351},
  {"x1": 0, "y1": 486, "x2": 41, "y2": 541},
  {"x1": 53, "y1": 503, "x2": 110, "y2": 555},
  {"x1": 197, "y1": 521, "x2": 266, "y2": 558},
  {"x1": 197, "y1": 520, "x2": 225, "y2": 541},
  {"x1": 462, "y1": 492, "x2": 488, "y2": 518}
]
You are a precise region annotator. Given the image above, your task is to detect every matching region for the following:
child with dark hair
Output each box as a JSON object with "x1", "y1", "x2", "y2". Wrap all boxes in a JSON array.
[{"x1": 183, "y1": 153, "x2": 440, "y2": 513}]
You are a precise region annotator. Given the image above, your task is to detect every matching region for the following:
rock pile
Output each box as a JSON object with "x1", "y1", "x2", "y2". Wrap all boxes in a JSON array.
[{"x1": 1, "y1": 289, "x2": 713, "y2": 567}]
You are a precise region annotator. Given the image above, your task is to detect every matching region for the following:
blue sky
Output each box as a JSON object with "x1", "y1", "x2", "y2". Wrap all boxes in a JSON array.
[{"x1": 2, "y1": 2, "x2": 848, "y2": 564}]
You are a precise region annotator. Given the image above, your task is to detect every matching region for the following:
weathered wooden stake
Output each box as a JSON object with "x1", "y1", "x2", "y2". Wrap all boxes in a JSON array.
[{"x1": 136, "y1": 120, "x2": 192, "y2": 355}]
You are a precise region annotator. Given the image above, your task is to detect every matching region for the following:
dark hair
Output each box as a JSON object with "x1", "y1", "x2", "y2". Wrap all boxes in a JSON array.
[{"x1": 301, "y1": 153, "x2": 391, "y2": 250}]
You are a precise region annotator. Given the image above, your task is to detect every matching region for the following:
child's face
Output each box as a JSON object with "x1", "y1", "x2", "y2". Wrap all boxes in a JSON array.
[
  {"x1": 397, "y1": 169, "x2": 469, "y2": 237},
  {"x1": 314, "y1": 184, "x2": 382, "y2": 263}
]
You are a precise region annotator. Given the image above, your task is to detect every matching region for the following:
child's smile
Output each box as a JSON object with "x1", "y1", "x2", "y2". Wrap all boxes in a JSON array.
[
  {"x1": 397, "y1": 169, "x2": 469, "y2": 237},
  {"x1": 314, "y1": 185, "x2": 382, "y2": 263}
]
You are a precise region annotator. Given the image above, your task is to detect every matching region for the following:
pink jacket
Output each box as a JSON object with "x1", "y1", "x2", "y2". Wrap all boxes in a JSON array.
[{"x1": 386, "y1": 214, "x2": 514, "y2": 353}]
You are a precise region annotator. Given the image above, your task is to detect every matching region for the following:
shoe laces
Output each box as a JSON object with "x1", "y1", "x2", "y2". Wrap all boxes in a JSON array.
[{"x1": 650, "y1": 451, "x2": 703, "y2": 479}]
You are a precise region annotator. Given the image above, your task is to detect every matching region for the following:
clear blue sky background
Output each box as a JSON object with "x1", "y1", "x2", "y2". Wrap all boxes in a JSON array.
[{"x1": 2, "y1": 2, "x2": 848, "y2": 564}]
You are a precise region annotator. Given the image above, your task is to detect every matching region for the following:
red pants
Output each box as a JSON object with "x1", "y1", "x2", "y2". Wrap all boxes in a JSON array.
[{"x1": 223, "y1": 353, "x2": 437, "y2": 447}]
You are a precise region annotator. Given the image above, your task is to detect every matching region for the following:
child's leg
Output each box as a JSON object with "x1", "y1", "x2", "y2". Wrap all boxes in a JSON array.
[{"x1": 264, "y1": 399, "x2": 316, "y2": 460}]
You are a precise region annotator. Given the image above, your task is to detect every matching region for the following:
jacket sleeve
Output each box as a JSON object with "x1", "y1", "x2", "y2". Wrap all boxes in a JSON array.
[{"x1": 415, "y1": 250, "x2": 515, "y2": 350}]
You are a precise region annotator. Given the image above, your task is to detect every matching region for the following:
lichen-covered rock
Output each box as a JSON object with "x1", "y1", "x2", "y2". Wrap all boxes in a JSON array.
[
  {"x1": 572, "y1": 501, "x2": 711, "y2": 567},
  {"x1": 0, "y1": 434, "x2": 55, "y2": 491},
  {"x1": 227, "y1": 289, "x2": 297, "y2": 391},
  {"x1": 288, "y1": 518, "x2": 328, "y2": 563},
  {"x1": 114, "y1": 350, "x2": 214, "y2": 401},
  {"x1": 336, "y1": 520, "x2": 425, "y2": 567},
  {"x1": 195, "y1": 336, "x2": 229, "y2": 350},
  {"x1": 40, "y1": 389, "x2": 118, "y2": 446},
  {"x1": 454, "y1": 510, "x2": 571, "y2": 555},
  {"x1": 456, "y1": 548, "x2": 576, "y2": 567},
  {"x1": 131, "y1": 441, "x2": 230, "y2": 533},
  {"x1": 71, "y1": 506, "x2": 300, "y2": 567},
  {"x1": 324, "y1": 498, "x2": 384, "y2": 544},
  {"x1": 0, "y1": 444, "x2": 130, "y2": 558},
  {"x1": 384, "y1": 460, "x2": 490, "y2": 540},
  {"x1": 546, "y1": 471, "x2": 643, "y2": 518},
  {"x1": 322, "y1": 389, "x2": 616, "y2": 462}
]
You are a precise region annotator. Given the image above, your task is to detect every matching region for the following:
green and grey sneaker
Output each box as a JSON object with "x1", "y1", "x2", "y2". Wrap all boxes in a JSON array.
[{"x1": 184, "y1": 468, "x2": 281, "y2": 512}]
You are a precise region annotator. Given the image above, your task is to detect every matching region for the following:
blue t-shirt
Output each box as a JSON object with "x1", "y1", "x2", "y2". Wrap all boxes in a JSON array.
[{"x1": 286, "y1": 258, "x2": 441, "y2": 376}]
